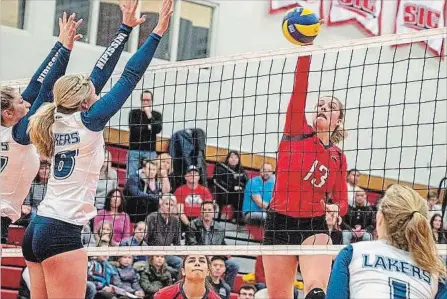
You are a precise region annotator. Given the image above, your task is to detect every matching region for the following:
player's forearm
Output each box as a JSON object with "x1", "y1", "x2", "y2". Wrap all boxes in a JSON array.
[
  {"x1": 283, "y1": 56, "x2": 311, "y2": 136},
  {"x1": 22, "y1": 41, "x2": 62, "y2": 104},
  {"x1": 90, "y1": 24, "x2": 133, "y2": 95}
]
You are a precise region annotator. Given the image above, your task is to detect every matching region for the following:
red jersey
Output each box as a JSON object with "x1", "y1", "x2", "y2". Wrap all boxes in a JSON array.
[
  {"x1": 174, "y1": 184, "x2": 213, "y2": 218},
  {"x1": 154, "y1": 283, "x2": 221, "y2": 299},
  {"x1": 269, "y1": 56, "x2": 348, "y2": 218}
]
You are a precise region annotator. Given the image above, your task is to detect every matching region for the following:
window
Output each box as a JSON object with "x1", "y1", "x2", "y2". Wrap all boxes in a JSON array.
[
  {"x1": 138, "y1": 0, "x2": 171, "y2": 61},
  {"x1": 177, "y1": 1, "x2": 213, "y2": 61},
  {"x1": 54, "y1": 0, "x2": 90, "y2": 43},
  {"x1": 96, "y1": 0, "x2": 128, "y2": 50},
  {"x1": 1, "y1": 0, "x2": 26, "y2": 29}
]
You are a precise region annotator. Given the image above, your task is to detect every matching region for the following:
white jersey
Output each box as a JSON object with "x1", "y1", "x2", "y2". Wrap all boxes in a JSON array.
[
  {"x1": 37, "y1": 112, "x2": 105, "y2": 226},
  {"x1": 348, "y1": 240, "x2": 437, "y2": 298},
  {"x1": 0, "y1": 126, "x2": 40, "y2": 222}
]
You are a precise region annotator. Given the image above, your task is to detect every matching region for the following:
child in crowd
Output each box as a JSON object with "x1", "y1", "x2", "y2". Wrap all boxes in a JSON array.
[
  {"x1": 207, "y1": 256, "x2": 231, "y2": 299},
  {"x1": 120, "y1": 221, "x2": 149, "y2": 263},
  {"x1": 115, "y1": 255, "x2": 145, "y2": 298},
  {"x1": 140, "y1": 255, "x2": 173, "y2": 298}
]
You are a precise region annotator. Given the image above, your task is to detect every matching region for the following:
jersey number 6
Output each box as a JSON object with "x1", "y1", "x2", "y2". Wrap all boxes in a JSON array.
[
  {"x1": 303, "y1": 160, "x2": 329, "y2": 188},
  {"x1": 54, "y1": 150, "x2": 79, "y2": 180}
]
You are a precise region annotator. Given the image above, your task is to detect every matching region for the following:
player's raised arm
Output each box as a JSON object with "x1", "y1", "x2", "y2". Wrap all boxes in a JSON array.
[
  {"x1": 283, "y1": 55, "x2": 311, "y2": 136},
  {"x1": 20, "y1": 13, "x2": 76, "y2": 104},
  {"x1": 13, "y1": 14, "x2": 82, "y2": 145},
  {"x1": 81, "y1": 0, "x2": 173, "y2": 132},
  {"x1": 89, "y1": 0, "x2": 147, "y2": 95}
]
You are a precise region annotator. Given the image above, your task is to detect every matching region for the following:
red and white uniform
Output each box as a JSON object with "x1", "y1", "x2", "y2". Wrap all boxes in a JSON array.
[
  {"x1": 269, "y1": 56, "x2": 348, "y2": 218},
  {"x1": 154, "y1": 283, "x2": 220, "y2": 299}
]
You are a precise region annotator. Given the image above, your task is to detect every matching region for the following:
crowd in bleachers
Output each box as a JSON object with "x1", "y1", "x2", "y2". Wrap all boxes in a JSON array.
[{"x1": 6, "y1": 89, "x2": 446, "y2": 299}]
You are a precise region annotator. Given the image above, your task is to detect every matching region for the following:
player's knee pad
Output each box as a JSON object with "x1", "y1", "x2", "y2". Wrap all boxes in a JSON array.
[{"x1": 305, "y1": 288, "x2": 326, "y2": 299}]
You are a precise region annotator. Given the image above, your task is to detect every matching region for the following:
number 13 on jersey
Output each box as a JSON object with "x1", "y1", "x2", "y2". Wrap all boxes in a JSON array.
[{"x1": 303, "y1": 160, "x2": 329, "y2": 188}]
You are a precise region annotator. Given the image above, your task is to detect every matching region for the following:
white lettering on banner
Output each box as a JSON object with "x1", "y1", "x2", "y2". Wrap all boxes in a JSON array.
[
  {"x1": 270, "y1": 0, "x2": 323, "y2": 18},
  {"x1": 395, "y1": 0, "x2": 446, "y2": 56},
  {"x1": 328, "y1": 0, "x2": 383, "y2": 36}
]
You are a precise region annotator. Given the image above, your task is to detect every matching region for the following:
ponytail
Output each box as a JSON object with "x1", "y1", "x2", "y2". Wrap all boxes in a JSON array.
[
  {"x1": 330, "y1": 123, "x2": 348, "y2": 144},
  {"x1": 405, "y1": 212, "x2": 446, "y2": 278},
  {"x1": 28, "y1": 104, "x2": 56, "y2": 158}
]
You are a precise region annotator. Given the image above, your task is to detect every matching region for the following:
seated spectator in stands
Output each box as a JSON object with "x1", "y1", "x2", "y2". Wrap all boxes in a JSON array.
[
  {"x1": 145, "y1": 194, "x2": 183, "y2": 274},
  {"x1": 140, "y1": 255, "x2": 173, "y2": 299},
  {"x1": 82, "y1": 224, "x2": 97, "y2": 248},
  {"x1": 175, "y1": 165, "x2": 213, "y2": 227},
  {"x1": 185, "y1": 201, "x2": 240, "y2": 289},
  {"x1": 88, "y1": 251, "x2": 120, "y2": 298},
  {"x1": 207, "y1": 256, "x2": 231, "y2": 299},
  {"x1": 347, "y1": 168, "x2": 361, "y2": 207},
  {"x1": 156, "y1": 153, "x2": 181, "y2": 193},
  {"x1": 238, "y1": 285, "x2": 256, "y2": 299},
  {"x1": 120, "y1": 222, "x2": 149, "y2": 263},
  {"x1": 21, "y1": 160, "x2": 51, "y2": 223},
  {"x1": 427, "y1": 190, "x2": 442, "y2": 221},
  {"x1": 242, "y1": 163, "x2": 275, "y2": 225},
  {"x1": 94, "y1": 189, "x2": 131, "y2": 244},
  {"x1": 342, "y1": 187, "x2": 374, "y2": 244},
  {"x1": 125, "y1": 159, "x2": 161, "y2": 223},
  {"x1": 115, "y1": 255, "x2": 145, "y2": 298},
  {"x1": 95, "y1": 221, "x2": 117, "y2": 247},
  {"x1": 127, "y1": 90, "x2": 163, "y2": 178},
  {"x1": 431, "y1": 214, "x2": 446, "y2": 244},
  {"x1": 95, "y1": 150, "x2": 118, "y2": 210},
  {"x1": 214, "y1": 151, "x2": 249, "y2": 223}
]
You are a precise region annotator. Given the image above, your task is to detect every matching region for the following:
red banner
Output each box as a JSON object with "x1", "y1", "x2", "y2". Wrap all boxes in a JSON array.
[
  {"x1": 394, "y1": 0, "x2": 446, "y2": 56},
  {"x1": 270, "y1": 0, "x2": 324, "y2": 19},
  {"x1": 328, "y1": 0, "x2": 383, "y2": 36}
]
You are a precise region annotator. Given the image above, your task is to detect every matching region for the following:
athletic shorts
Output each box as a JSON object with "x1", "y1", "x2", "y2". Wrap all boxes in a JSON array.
[
  {"x1": 22, "y1": 215, "x2": 83, "y2": 263},
  {"x1": 263, "y1": 210, "x2": 328, "y2": 246}
]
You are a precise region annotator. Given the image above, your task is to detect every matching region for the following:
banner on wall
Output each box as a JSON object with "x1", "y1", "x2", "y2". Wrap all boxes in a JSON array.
[
  {"x1": 328, "y1": 0, "x2": 383, "y2": 36},
  {"x1": 395, "y1": 0, "x2": 446, "y2": 56},
  {"x1": 270, "y1": 0, "x2": 324, "y2": 18}
]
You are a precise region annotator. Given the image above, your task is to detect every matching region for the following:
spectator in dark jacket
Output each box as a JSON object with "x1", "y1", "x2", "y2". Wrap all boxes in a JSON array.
[
  {"x1": 21, "y1": 160, "x2": 50, "y2": 223},
  {"x1": 127, "y1": 90, "x2": 163, "y2": 178},
  {"x1": 125, "y1": 159, "x2": 161, "y2": 222},
  {"x1": 139, "y1": 255, "x2": 173, "y2": 298},
  {"x1": 185, "y1": 201, "x2": 240, "y2": 289},
  {"x1": 115, "y1": 255, "x2": 145, "y2": 297},
  {"x1": 207, "y1": 256, "x2": 231, "y2": 299},
  {"x1": 342, "y1": 187, "x2": 375, "y2": 244},
  {"x1": 214, "y1": 151, "x2": 249, "y2": 223},
  {"x1": 431, "y1": 214, "x2": 447, "y2": 244}
]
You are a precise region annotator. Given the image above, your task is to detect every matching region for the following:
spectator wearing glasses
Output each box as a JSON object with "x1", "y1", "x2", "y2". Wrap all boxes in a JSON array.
[
  {"x1": 127, "y1": 90, "x2": 163, "y2": 178},
  {"x1": 239, "y1": 285, "x2": 256, "y2": 299}
]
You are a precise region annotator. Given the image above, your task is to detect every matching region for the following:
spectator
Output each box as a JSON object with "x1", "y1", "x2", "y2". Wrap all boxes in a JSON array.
[
  {"x1": 185, "y1": 201, "x2": 240, "y2": 289},
  {"x1": 115, "y1": 255, "x2": 145, "y2": 298},
  {"x1": 342, "y1": 187, "x2": 374, "y2": 244},
  {"x1": 127, "y1": 90, "x2": 163, "y2": 177},
  {"x1": 175, "y1": 165, "x2": 213, "y2": 227},
  {"x1": 430, "y1": 214, "x2": 446, "y2": 244},
  {"x1": 156, "y1": 153, "x2": 181, "y2": 193},
  {"x1": 427, "y1": 190, "x2": 442, "y2": 221},
  {"x1": 22, "y1": 160, "x2": 50, "y2": 222},
  {"x1": 242, "y1": 163, "x2": 275, "y2": 225},
  {"x1": 95, "y1": 221, "x2": 117, "y2": 247},
  {"x1": 347, "y1": 168, "x2": 361, "y2": 207},
  {"x1": 87, "y1": 253, "x2": 120, "y2": 298},
  {"x1": 94, "y1": 189, "x2": 131, "y2": 244},
  {"x1": 120, "y1": 222, "x2": 149, "y2": 263},
  {"x1": 140, "y1": 255, "x2": 173, "y2": 298},
  {"x1": 125, "y1": 159, "x2": 161, "y2": 223},
  {"x1": 214, "y1": 151, "x2": 249, "y2": 223},
  {"x1": 207, "y1": 256, "x2": 231, "y2": 299},
  {"x1": 95, "y1": 150, "x2": 118, "y2": 210},
  {"x1": 145, "y1": 194, "x2": 183, "y2": 274},
  {"x1": 238, "y1": 285, "x2": 256, "y2": 299},
  {"x1": 82, "y1": 224, "x2": 97, "y2": 248}
]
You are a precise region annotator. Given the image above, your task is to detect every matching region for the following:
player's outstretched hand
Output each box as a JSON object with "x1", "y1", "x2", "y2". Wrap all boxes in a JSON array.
[
  {"x1": 153, "y1": 0, "x2": 173, "y2": 37},
  {"x1": 58, "y1": 12, "x2": 83, "y2": 50},
  {"x1": 120, "y1": 0, "x2": 146, "y2": 28}
]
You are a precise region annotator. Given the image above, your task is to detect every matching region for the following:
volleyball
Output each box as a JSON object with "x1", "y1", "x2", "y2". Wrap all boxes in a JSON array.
[{"x1": 282, "y1": 7, "x2": 321, "y2": 45}]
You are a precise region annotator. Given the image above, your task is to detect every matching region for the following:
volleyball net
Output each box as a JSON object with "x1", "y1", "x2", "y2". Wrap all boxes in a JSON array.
[{"x1": 1, "y1": 27, "x2": 446, "y2": 259}]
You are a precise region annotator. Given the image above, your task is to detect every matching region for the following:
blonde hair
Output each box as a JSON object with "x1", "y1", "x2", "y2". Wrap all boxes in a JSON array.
[
  {"x1": 326, "y1": 96, "x2": 347, "y2": 144},
  {"x1": 28, "y1": 75, "x2": 93, "y2": 157},
  {"x1": 379, "y1": 185, "x2": 446, "y2": 278},
  {"x1": 156, "y1": 153, "x2": 173, "y2": 174}
]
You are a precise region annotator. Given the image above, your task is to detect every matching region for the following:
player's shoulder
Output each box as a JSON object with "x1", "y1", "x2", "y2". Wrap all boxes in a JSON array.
[
  {"x1": 154, "y1": 283, "x2": 181, "y2": 297},
  {"x1": 351, "y1": 240, "x2": 393, "y2": 256},
  {"x1": 208, "y1": 289, "x2": 222, "y2": 299}
]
